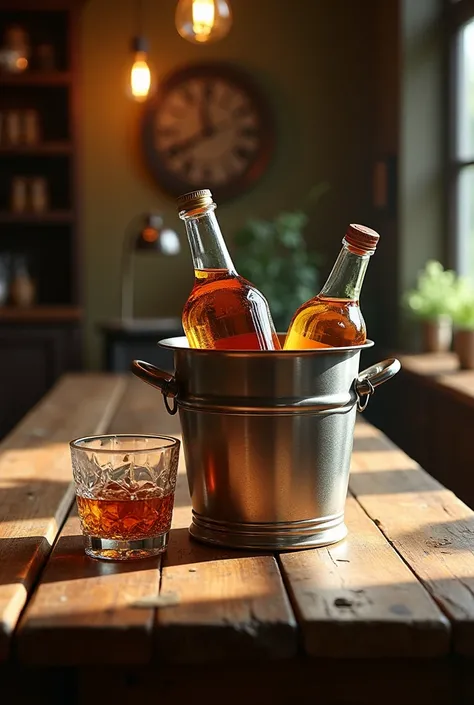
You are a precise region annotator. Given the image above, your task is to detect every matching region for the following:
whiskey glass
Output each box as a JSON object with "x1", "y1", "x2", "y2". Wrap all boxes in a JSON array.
[{"x1": 70, "y1": 434, "x2": 180, "y2": 561}]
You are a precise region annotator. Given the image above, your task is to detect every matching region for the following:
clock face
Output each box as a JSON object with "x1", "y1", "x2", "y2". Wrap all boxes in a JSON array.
[{"x1": 142, "y1": 63, "x2": 274, "y2": 202}]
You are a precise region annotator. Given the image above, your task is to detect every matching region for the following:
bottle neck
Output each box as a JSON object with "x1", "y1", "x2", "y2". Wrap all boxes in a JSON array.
[
  {"x1": 319, "y1": 241, "x2": 371, "y2": 301},
  {"x1": 181, "y1": 205, "x2": 236, "y2": 274}
]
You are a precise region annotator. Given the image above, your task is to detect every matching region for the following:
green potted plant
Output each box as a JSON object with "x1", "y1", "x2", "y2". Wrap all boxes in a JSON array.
[
  {"x1": 403, "y1": 260, "x2": 457, "y2": 353},
  {"x1": 233, "y1": 187, "x2": 327, "y2": 332},
  {"x1": 451, "y1": 275, "x2": 474, "y2": 369}
]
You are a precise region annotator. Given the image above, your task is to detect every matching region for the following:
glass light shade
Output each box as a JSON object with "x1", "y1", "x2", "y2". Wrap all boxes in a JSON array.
[
  {"x1": 130, "y1": 50, "x2": 151, "y2": 102},
  {"x1": 134, "y1": 215, "x2": 181, "y2": 255},
  {"x1": 175, "y1": 0, "x2": 232, "y2": 44}
]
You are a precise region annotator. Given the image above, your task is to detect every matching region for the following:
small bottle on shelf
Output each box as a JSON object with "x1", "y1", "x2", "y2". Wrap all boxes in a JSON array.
[
  {"x1": 10, "y1": 176, "x2": 28, "y2": 213},
  {"x1": 284, "y1": 223, "x2": 380, "y2": 349},
  {"x1": 5, "y1": 111, "x2": 21, "y2": 146},
  {"x1": 178, "y1": 189, "x2": 281, "y2": 350},
  {"x1": 30, "y1": 177, "x2": 49, "y2": 213},
  {"x1": 10, "y1": 255, "x2": 36, "y2": 308},
  {"x1": 22, "y1": 109, "x2": 41, "y2": 145}
]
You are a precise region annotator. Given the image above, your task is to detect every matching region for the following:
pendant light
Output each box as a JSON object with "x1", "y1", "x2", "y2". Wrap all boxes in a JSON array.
[
  {"x1": 175, "y1": 0, "x2": 232, "y2": 44},
  {"x1": 129, "y1": 0, "x2": 152, "y2": 102}
]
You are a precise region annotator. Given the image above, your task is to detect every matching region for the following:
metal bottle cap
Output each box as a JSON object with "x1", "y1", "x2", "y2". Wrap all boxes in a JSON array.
[
  {"x1": 177, "y1": 189, "x2": 214, "y2": 213},
  {"x1": 343, "y1": 224, "x2": 380, "y2": 255}
]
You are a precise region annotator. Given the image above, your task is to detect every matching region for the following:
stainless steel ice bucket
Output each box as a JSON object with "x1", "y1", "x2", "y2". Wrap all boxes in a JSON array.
[{"x1": 132, "y1": 338, "x2": 400, "y2": 550}]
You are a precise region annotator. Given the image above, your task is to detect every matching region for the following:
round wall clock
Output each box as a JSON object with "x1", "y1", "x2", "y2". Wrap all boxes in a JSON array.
[{"x1": 141, "y1": 62, "x2": 274, "y2": 202}]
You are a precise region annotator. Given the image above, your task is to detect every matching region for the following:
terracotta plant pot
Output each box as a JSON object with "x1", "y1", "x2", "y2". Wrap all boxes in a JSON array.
[
  {"x1": 421, "y1": 316, "x2": 452, "y2": 353},
  {"x1": 454, "y1": 329, "x2": 474, "y2": 369}
]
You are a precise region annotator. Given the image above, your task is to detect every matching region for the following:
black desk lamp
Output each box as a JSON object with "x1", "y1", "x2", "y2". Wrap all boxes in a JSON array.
[{"x1": 120, "y1": 213, "x2": 181, "y2": 321}]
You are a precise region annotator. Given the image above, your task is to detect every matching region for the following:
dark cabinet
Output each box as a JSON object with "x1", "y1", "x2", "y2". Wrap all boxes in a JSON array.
[{"x1": 0, "y1": 321, "x2": 80, "y2": 438}]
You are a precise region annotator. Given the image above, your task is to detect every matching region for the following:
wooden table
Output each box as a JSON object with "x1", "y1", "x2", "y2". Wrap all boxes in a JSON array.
[{"x1": 1, "y1": 373, "x2": 474, "y2": 704}]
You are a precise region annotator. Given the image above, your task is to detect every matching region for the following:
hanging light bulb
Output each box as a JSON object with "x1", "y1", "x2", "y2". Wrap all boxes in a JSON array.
[
  {"x1": 128, "y1": 0, "x2": 153, "y2": 102},
  {"x1": 130, "y1": 36, "x2": 151, "y2": 102},
  {"x1": 175, "y1": 0, "x2": 232, "y2": 44}
]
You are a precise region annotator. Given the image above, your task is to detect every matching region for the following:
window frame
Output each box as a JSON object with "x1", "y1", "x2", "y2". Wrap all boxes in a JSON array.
[{"x1": 446, "y1": 0, "x2": 474, "y2": 274}]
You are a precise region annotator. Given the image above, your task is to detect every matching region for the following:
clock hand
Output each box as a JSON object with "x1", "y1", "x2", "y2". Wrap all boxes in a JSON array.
[
  {"x1": 166, "y1": 122, "x2": 227, "y2": 159},
  {"x1": 200, "y1": 81, "x2": 214, "y2": 138},
  {"x1": 166, "y1": 130, "x2": 206, "y2": 158},
  {"x1": 166, "y1": 117, "x2": 246, "y2": 160}
]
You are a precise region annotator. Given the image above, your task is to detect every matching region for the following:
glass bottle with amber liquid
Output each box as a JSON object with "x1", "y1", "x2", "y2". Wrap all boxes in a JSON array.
[
  {"x1": 178, "y1": 189, "x2": 281, "y2": 350},
  {"x1": 284, "y1": 224, "x2": 380, "y2": 349}
]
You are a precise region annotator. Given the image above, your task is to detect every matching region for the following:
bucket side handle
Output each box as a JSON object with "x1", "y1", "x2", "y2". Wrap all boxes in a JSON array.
[
  {"x1": 355, "y1": 358, "x2": 401, "y2": 412},
  {"x1": 131, "y1": 360, "x2": 178, "y2": 415}
]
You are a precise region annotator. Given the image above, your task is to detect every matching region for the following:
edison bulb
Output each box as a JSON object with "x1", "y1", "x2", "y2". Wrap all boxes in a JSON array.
[
  {"x1": 130, "y1": 51, "x2": 151, "y2": 102},
  {"x1": 175, "y1": 0, "x2": 232, "y2": 44}
]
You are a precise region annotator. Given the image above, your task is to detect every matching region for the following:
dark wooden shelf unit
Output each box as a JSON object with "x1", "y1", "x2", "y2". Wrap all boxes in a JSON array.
[
  {"x1": 0, "y1": 140, "x2": 72, "y2": 155},
  {"x1": 0, "y1": 305, "x2": 82, "y2": 322},
  {"x1": 0, "y1": 1, "x2": 83, "y2": 439},
  {"x1": 0, "y1": 71, "x2": 71, "y2": 86},
  {"x1": 0, "y1": 210, "x2": 74, "y2": 223}
]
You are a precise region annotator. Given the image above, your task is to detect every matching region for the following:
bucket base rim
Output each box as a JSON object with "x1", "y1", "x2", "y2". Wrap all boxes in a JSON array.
[{"x1": 188, "y1": 512, "x2": 348, "y2": 550}]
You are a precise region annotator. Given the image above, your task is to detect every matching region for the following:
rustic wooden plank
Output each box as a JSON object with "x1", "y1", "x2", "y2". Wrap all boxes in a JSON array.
[
  {"x1": 350, "y1": 419, "x2": 474, "y2": 656},
  {"x1": 398, "y1": 352, "x2": 458, "y2": 377},
  {"x1": 18, "y1": 375, "x2": 296, "y2": 664},
  {"x1": 144, "y1": 386, "x2": 297, "y2": 662},
  {"x1": 107, "y1": 374, "x2": 180, "y2": 437},
  {"x1": 156, "y1": 509, "x2": 297, "y2": 662},
  {"x1": 16, "y1": 375, "x2": 165, "y2": 666},
  {"x1": 17, "y1": 509, "x2": 160, "y2": 666},
  {"x1": 279, "y1": 496, "x2": 449, "y2": 658},
  {"x1": 0, "y1": 373, "x2": 126, "y2": 661}
]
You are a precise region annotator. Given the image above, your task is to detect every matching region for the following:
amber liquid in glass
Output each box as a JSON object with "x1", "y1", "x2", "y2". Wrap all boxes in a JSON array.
[
  {"x1": 284, "y1": 295, "x2": 366, "y2": 349},
  {"x1": 182, "y1": 268, "x2": 281, "y2": 350},
  {"x1": 76, "y1": 488, "x2": 174, "y2": 540}
]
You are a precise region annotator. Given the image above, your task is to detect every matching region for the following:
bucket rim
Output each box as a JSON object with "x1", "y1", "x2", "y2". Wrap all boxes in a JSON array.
[{"x1": 157, "y1": 336, "x2": 375, "y2": 355}]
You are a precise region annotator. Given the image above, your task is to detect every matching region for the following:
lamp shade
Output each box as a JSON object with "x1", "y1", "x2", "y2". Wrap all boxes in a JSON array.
[{"x1": 133, "y1": 214, "x2": 181, "y2": 255}]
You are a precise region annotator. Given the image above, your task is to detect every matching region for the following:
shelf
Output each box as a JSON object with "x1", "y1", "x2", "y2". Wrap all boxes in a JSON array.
[
  {"x1": 0, "y1": 305, "x2": 82, "y2": 323},
  {"x1": 0, "y1": 141, "x2": 72, "y2": 155},
  {"x1": 0, "y1": 71, "x2": 71, "y2": 86},
  {"x1": 0, "y1": 211, "x2": 73, "y2": 224}
]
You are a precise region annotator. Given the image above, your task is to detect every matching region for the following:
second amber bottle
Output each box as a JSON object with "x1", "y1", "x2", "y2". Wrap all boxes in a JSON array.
[{"x1": 284, "y1": 224, "x2": 380, "y2": 349}]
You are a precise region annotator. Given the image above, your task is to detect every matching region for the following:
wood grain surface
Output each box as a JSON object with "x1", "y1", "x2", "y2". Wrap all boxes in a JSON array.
[
  {"x1": 351, "y1": 420, "x2": 474, "y2": 656},
  {"x1": 0, "y1": 374, "x2": 126, "y2": 660}
]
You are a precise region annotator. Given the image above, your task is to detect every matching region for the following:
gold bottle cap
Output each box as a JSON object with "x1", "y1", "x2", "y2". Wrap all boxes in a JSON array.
[
  {"x1": 176, "y1": 189, "x2": 214, "y2": 213},
  {"x1": 344, "y1": 223, "x2": 380, "y2": 255}
]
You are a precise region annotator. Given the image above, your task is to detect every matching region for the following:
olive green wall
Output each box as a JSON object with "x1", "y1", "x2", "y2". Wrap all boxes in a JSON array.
[
  {"x1": 81, "y1": 0, "x2": 377, "y2": 368},
  {"x1": 400, "y1": 0, "x2": 444, "y2": 294}
]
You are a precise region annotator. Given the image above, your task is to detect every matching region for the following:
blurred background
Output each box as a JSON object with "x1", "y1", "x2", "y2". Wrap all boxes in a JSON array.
[{"x1": 0, "y1": 0, "x2": 465, "y2": 441}]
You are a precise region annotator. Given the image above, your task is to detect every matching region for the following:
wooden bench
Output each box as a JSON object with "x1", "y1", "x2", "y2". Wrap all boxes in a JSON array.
[
  {"x1": 367, "y1": 352, "x2": 474, "y2": 510},
  {"x1": 1, "y1": 372, "x2": 474, "y2": 704}
]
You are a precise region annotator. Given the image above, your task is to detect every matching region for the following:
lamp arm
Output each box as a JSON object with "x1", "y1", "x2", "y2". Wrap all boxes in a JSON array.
[{"x1": 120, "y1": 239, "x2": 135, "y2": 321}]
